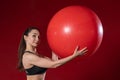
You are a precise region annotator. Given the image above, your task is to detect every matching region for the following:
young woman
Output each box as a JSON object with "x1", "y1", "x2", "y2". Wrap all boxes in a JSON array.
[{"x1": 17, "y1": 27, "x2": 88, "y2": 80}]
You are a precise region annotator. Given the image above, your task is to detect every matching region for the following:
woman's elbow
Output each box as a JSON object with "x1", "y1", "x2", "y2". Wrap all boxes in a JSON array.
[{"x1": 50, "y1": 61, "x2": 60, "y2": 68}]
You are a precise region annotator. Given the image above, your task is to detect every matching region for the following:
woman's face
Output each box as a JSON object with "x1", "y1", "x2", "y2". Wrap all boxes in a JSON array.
[{"x1": 24, "y1": 29, "x2": 40, "y2": 47}]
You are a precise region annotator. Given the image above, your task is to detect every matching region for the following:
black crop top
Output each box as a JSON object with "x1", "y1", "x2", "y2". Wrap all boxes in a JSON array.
[
  {"x1": 24, "y1": 51, "x2": 47, "y2": 75},
  {"x1": 25, "y1": 65, "x2": 47, "y2": 75}
]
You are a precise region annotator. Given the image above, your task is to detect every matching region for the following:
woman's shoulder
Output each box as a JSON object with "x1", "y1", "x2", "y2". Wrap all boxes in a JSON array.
[{"x1": 23, "y1": 52, "x2": 36, "y2": 59}]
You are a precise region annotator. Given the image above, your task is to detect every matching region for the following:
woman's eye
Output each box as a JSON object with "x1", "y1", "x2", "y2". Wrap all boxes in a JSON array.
[{"x1": 32, "y1": 35, "x2": 36, "y2": 37}]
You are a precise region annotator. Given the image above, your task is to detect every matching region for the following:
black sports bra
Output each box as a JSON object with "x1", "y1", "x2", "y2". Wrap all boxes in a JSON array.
[
  {"x1": 25, "y1": 65, "x2": 47, "y2": 75},
  {"x1": 24, "y1": 51, "x2": 47, "y2": 75}
]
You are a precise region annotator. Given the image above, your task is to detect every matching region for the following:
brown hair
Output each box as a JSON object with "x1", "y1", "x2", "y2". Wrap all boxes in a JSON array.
[{"x1": 17, "y1": 26, "x2": 40, "y2": 71}]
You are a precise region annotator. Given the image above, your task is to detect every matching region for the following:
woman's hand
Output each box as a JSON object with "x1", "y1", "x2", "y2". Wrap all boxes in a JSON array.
[
  {"x1": 73, "y1": 46, "x2": 88, "y2": 57},
  {"x1": 52, "y1": 51, "x2": 59, "y2": 61}
]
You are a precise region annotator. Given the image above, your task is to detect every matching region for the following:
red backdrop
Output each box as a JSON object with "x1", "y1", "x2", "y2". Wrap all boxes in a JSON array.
[{"x1": 0, "y1": 0, "x2": 119, "y2": 80}]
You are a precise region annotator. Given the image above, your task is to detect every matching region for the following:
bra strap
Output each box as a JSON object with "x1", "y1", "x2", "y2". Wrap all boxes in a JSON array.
[{"x1": 24, "y1": 51, "x2": 34, "y2": 54}]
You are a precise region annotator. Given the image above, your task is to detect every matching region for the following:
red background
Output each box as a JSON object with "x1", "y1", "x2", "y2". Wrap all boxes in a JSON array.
[{"x1": 0, "y1": 0, "x2": 119, "y2": 80}]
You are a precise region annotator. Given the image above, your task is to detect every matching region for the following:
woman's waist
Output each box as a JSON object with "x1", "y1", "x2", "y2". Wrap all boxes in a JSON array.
[{"x1": 27, "y1": 74, "x2": 45, "y2": 80}]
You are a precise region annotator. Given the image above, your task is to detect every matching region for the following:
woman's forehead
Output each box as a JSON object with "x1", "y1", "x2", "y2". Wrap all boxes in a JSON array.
[{"x1": 29, "y1": 29, "x2": 40, "y2": 35}]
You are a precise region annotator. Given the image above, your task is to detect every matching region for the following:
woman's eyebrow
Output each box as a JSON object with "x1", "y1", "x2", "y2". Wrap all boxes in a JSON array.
[
  {"x1": 32, "y1": 33, "x2": 40, "y2": 35},
  {"x1": 32, "y1": 33, "x2": 37, "y2": 34}
]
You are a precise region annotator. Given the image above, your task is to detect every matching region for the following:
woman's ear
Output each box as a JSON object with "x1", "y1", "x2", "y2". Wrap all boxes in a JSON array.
[{"x1": 24, "y1": 35, "x2": 27, "y2": 41}]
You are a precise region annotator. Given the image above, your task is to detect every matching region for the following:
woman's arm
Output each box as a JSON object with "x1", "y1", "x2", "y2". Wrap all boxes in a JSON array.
[
  {"x1": 25, "y1": 46, "x2": 87, "y2": 68},
  {"x1": 50, "y1": 46, "x2": 87, "y2": 68}
]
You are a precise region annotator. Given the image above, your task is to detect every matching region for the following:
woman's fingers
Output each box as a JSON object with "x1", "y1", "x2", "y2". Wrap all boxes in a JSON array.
[
  {"x1": 73, "y1": 46, "x2": 79, "y2": 53},
  {"x1": 73, "y1": 46, "x2": 88, "y2": 56},
  {"x1": 77, "y1": 47, "x2": 88, "y2": 56}
]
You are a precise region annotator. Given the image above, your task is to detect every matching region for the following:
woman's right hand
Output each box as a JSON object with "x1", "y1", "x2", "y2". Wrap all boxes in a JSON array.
[{"x1": 73, "y1": 46, "x2": 88, "y2": 57}]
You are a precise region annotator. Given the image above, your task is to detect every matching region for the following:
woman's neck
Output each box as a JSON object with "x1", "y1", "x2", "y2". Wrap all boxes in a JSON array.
[{"x1": 25, "y1": 45, "x2": 36, "y2": 53}]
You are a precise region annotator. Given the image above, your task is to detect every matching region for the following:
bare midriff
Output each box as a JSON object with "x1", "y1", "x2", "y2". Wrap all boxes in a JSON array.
[{"x1": 27, "y1": 73, "x2": 46, "y2": 80}]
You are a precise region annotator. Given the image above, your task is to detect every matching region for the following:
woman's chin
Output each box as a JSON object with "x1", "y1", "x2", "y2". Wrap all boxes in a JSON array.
[{"x1": 32, "y1": 44, "x2": 38, "y2": 48}]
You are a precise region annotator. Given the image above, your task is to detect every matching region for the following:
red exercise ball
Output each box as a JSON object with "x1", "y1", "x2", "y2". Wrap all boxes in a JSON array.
[{"x1": 47, "y1": 6, "x2": 103, "y2": 58}]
